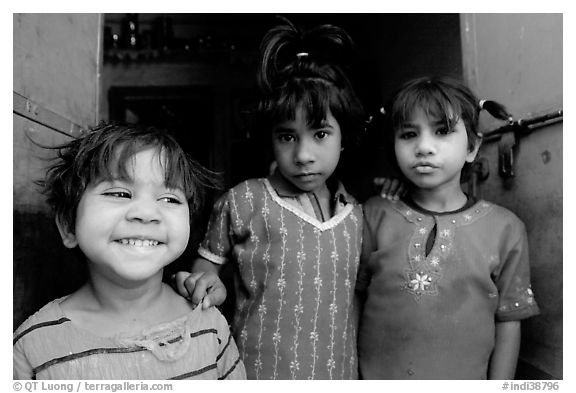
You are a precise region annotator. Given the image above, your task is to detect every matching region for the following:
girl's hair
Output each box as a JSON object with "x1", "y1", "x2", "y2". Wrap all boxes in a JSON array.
[
  {"x1": 380, "y1": 76, "x2": 511, "y2": 174},
  {"x1": 256, "y1": 17, "x2": 365, "y2": 148},
  {"x1": 38, "y1": 123, "x2": 217, "y2": 234}
]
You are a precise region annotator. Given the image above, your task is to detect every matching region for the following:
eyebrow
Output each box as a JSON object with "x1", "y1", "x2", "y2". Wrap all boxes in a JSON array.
[{"x1": 272, "y1": 126, "x2": 295, "y2": 134}]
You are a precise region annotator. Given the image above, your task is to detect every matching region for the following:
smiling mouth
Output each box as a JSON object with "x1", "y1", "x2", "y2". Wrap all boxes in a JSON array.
[{"x1": 115, "y1": 239, "x2": 162, "y2": 247}]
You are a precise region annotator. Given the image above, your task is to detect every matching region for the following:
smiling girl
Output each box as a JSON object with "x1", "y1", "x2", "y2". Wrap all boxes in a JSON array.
[{"x1": 13, "y1": 124, "x2": 245, "y2": 380}]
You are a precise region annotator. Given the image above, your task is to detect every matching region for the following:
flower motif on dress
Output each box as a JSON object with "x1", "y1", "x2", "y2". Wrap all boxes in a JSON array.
[
  {"x1": 329, "y1": 303, "x2": 338, "y2": 314},
  {"x1": 309, "y1": 331, "x2": 319, "y2": 342},
  {"x1": 429, "y1": 256, "x2": 440, "y2": 267},
  {"x1": 464, "y1": 213, "x2": 472, "y2": 221},
  {"x1": 297, "y1": 250, "x2": 306, "y2": 261},
  {"x1": 331, "y1": 250, "x2": 339, "y2": 261},
  {"x1": 313, "y1": 277, "x2": 323, "y2": 287},
  {"x1": 279, "y1": 226, "x2": 288, "y2": 236},
  {"x1": 440, "y1": 229, "x2": 451, "y2": 238},
  {"x1": 250, "y1": 279, "x2": 257, "y2": 290},
  {"x1": 240, "y1": 328, "x2": 248, "y2": 342},
  {"x1": 343, "y1": 229, "x2": 350, "y2": 240},
  {"x1": 262, "y1": 205, "x2": 270, "y2": 215},
  {"x1": 413, "y1": 254, "x2": 422, "y2": 263},
  {"x1": 272, "y1": 332, "x2": 282, "y2": 344},
  {"x1": 244, "y1": 189, "x2": 253, "y2": 200},
  {"x1": 258, "y1": 304, "x2": 267, "y2": 316},
  {"x1": 277, "y1": 277, "x2": 287, "y2": 290},
  {"x1": 410, "y1": 272, "x2": 432, "y2": 291},
  {"x1": 290, "y1": 360, "x2": 300, "y2": 372},
  {"x1": 254, "y1": 358, "x2": 263, "y2": 369},
  {"x1": 419, "y1": 227, "x2": 427, "y2": 235},
  {"x1": 344, "y1": 278, "x2": 351, "y2": 288},
  {"x1": 294, "y1": 304, "x2": 304, "y2": 314},
  {"x1": 327, "y1": 358, "x2": 336, "y2": 369}
]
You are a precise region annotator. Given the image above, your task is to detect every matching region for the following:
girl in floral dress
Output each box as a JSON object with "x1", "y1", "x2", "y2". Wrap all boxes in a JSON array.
[{"x1": 177, "y1": 19, "x2": 366, "y2": 380}]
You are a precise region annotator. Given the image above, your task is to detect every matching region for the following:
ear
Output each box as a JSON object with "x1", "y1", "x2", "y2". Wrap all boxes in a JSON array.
[
  {"x1": 55, "y1": 216, "x2": 78, "y2": 249},
  {"x1": 465, "y1": 139, "x2": 481, "y2": 163}
]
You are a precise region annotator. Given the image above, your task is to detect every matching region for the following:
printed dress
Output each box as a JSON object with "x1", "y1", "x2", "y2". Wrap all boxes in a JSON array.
[
  {"x1": 13, "y1": 297, "x2": 245, "y2": 380},
  {"x1": 357, "y1": 198, "x2": 540, "y2": 379},
  {"x1": 198, "y1": 177, "x2": 363, "y2": 379}
]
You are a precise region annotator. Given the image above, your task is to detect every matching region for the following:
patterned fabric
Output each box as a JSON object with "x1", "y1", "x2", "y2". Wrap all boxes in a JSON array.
[
  {"x1": 357, "y1": 197, "x2": 540, "y2": 380},
  {"x1": 13, "y1": 298, "x2": 246, "y2": 380},
  {"x1": 198, "y1": 178, "x2": 363, "y2": 379}
]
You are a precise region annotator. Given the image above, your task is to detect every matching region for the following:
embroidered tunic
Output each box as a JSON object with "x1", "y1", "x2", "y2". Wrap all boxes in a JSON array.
[
  {"x1": 198, "y1": 178, "x2": 363, "y2": 379},
  {"x1": 13, "y1": 297, "x2": 245, "y2": 380},
  {"x1": 357, "y1": 198, "x2": 539, "y2": 380}
]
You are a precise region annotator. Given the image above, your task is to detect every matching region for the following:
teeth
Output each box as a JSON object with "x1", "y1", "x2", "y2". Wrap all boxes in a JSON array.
[{"x1": 118, "y1": 239, "x2": 159, "y2": 247}]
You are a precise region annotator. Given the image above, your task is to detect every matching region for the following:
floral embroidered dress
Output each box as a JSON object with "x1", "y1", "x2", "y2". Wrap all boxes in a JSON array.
[
  {"x1": 198, "y1": 176, "x2": 363, "y2": 380},
  {"x1": 357, "y1": 197, "x2": 539, "y2": 380},
  {"x1": 13, "y1": 297, "x2": 245, "y2": 380}
]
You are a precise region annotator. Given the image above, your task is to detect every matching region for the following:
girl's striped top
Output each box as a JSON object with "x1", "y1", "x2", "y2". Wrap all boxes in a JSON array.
[{"x1": 13, "y1": 297, "x2": 246, "y2": 380}]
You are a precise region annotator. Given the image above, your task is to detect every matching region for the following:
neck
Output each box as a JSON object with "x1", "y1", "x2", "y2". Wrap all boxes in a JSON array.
[
  {"x1": 85, "y1": 270, "x2": 166, "y2": 316},
  {"x1": 409, "y1": 185, "x2": 468, "y2": 213}
]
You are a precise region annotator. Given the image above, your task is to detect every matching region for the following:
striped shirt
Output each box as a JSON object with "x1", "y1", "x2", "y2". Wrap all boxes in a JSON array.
[{"x1": 13, "y1": 298, "x2": 246, "y2": 380}]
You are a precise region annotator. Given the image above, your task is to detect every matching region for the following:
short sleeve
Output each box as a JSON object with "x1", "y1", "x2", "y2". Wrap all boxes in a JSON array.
[
  {"x1": 198, "y1": 193, "x2": 233, "y2": 265},
  {"x1": 213, "y1": 310, "x2": 246, "y2": 379},
  {"x1": 494, "y1": 218, "x2": 540, "y2": 322}
]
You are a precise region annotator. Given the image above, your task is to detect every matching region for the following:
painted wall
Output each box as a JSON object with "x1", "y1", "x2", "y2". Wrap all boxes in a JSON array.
[
  {"x1": 461, "y1": 14, "x2": 563, "y2": 379},
  {"x1": 13, "y1": 14, "x2": 102, "y2": 327}
]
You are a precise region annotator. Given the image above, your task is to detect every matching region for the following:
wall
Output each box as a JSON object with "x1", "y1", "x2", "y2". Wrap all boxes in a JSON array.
[
  {"x1": 461, "y1": 14, "x2": 563, "y2": 379},
  {"x1": 13, "y1": 14, "x2": 102, "y2": 327}
]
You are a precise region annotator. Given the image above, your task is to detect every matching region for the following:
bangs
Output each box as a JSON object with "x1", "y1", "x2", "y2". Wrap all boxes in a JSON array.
[
  {"x1": 392, "y1": 86, "x2": 463, "y2": 130},
  {"x1": 267, "y1": 78, "x2": 341, "y2": 127},
  {"x1": 86, "y1": 140, "x2": 196, "y2": 201}
]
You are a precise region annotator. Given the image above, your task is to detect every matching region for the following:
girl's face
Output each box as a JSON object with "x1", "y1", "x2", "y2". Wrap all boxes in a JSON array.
[
  {"x1": 57, "y1": 147, "x2": 190, "y2": 286},
  {"x1": 394, "y1": 107, "x2": 479, "y2": 193},
  {"x1": 271, "y1": 106, "x2": 342, "y2": 193}
]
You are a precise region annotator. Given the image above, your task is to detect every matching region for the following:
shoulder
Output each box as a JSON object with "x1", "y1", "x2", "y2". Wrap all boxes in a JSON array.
[
  {"x1": 363, "y1": 195, "x2": 396, "y2": 215},
  {"x1": 189, "y1": 307, "x2": 231, "y2": 337},
  {"x1": 14, "y1": 298, "x2": 69, "y2": 345},
  {"x1": 478, "y1": 200, "x2": 526, "y2": 229},
  {"x1": 219, "y1": 179, "x2": 267, "y2": 202}
]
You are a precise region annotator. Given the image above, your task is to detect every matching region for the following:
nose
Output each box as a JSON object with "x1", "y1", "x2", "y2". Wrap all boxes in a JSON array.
[
  {"x1": 415, "y1": 133, "x2": 436, "y2": 156},
  {"x1": 126, "y1": 196, "x2": 161, "y2": 224},
  {"x1": 294, "y1": 139, "x2": 315, "y2": 165}
]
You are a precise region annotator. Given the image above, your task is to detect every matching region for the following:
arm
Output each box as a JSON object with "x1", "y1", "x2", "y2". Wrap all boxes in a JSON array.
[{"x1": 488, "y1": 320, "x2": 521, "y2": 379}]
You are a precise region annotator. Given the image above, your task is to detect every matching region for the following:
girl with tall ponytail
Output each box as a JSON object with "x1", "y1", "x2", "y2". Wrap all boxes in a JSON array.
[
  {"x1": 175, "y1": 18, "x2": 365, "y2": 379},
  {"x1": 356, "y1": 76, "x2": 540, "y2": 379}
]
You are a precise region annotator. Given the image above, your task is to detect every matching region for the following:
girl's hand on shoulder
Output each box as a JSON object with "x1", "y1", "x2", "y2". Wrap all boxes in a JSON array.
[
  {"x1": 172, "y1": 271, "x2": 227, "y2": 309},
  {"x1": 373, "y1": 177, "x2": 406, "y2": 200}
]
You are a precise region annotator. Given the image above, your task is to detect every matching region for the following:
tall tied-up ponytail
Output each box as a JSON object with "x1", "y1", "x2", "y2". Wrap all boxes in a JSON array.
[{"x1": 256, "y1": 17, "x2": 364, "y2": 150}]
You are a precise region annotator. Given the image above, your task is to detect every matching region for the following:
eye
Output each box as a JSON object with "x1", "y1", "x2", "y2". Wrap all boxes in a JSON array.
[
  {"x1": 158, "y1": 196, "x2": 183, "y2": 205},
  {"x1": 397, "y1": 130, "x2": 417, "y2": 140},
  {"x1": 436, "y1": 126, "x2": 454, "y2": 135},
  {"x1": 315, "y1": 130, "x2": 329, "y2": 140},
  {"x1": 276, "y1": 134, "x2": 295, "y2": 143},
  {"x1": 102, "y1": 190, "x2": 131, "y2": 199}
]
